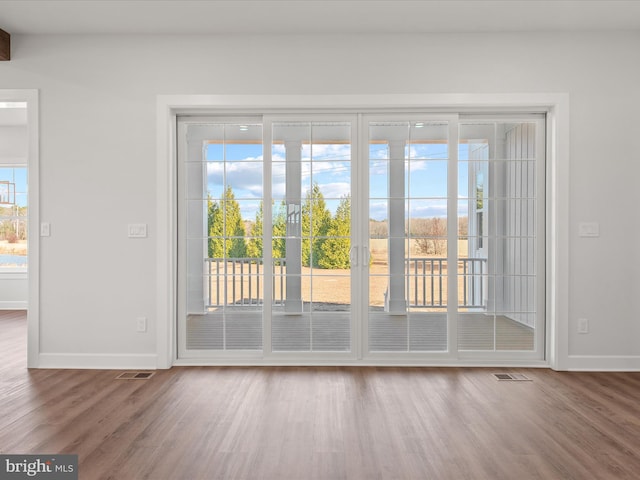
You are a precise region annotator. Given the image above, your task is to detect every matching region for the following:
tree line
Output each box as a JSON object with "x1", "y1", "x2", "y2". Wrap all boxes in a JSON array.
[
  {"x1": 207, "y1": 184, "x2": 352, "y2": 269},
  {"x1": 207, "y1": 185, "x2": 469, "y2": 267}
]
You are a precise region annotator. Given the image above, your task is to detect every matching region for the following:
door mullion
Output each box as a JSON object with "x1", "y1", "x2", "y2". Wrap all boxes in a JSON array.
[
  {"x1": 263, "y1": 118, "x2": 273, "y2": 357},
  {"x1": 447, "y1": 118, "x2": 459, "y2": 356},
  {"x1": 357, "y1": 113, "x2": 369, "y2": 360},
  {"x1": 352, "y1": 115, "x2": 362, "y2": 360}
]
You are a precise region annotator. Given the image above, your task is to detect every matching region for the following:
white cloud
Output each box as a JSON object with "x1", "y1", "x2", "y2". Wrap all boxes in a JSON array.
[
  {"x1": 206, "y1": 162, "x2": 264, "y2": 198},
  {"x1": 318, "y1": 182, "x2": 350, "y2": 199}
]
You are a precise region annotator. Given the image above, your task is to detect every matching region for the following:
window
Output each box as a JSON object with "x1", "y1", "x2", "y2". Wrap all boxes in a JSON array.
[{"x1": 0, "y1": 166, "x2": 27, "y2": 271}]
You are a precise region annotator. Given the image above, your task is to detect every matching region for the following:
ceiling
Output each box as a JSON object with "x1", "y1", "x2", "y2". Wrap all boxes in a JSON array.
[{"x1": 1, "y1": 0, "x2": 640, "y2": 35}]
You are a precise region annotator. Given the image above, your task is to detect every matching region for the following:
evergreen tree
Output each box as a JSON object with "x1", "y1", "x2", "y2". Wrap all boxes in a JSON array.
[
  {"x1": 224, "y1": 187, "x2": 247, "y2": 259},
  {"x1": 319, "y1": 195, "x2": 351, "y2": 269},
  {"x1": 272, "y1": 200, "x2": 287, "y2": 263},
  {"x1": 208, "y1": 196, "x2": 224, "y2": 258},
  {"x1": 207, "y1": 187, "x2": 247, "y2": 259},
  {"x1": 301, "y1": 183, "x2": 331, "y2": 267},
  {"x1": 245, "y1": 200, "x2": 288, "y2": 263},
  {"x1": 246, "y1": 202, "x2": 263, "y2": 259}
]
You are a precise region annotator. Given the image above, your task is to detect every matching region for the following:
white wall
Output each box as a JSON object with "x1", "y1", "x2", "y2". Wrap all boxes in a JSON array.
[{"x1": 1, "y1": 31, "x2": 638, "y2": 369}]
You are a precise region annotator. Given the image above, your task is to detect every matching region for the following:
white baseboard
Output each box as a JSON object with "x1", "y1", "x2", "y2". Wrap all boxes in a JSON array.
[
  {"x1": 37, "y1": 353, "x2": 158, "y2": 370},
  {"x1": 566, "y1": 355, "x2": 640, "y2": 371},
  {"x1": 0, "y1": 301, "x2": 27, "y2": 310},
  {"x1": 33, "y1": 353, "x2": 640, "y2": 371}
]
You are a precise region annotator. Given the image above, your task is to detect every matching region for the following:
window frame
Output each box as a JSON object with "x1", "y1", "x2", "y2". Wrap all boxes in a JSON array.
[
  {"x1": 157, "y1": 94, "x2": 569, "y2": 370},
  {"x1": 0, "y1": 164, "x2": 28, "y2": 274}
]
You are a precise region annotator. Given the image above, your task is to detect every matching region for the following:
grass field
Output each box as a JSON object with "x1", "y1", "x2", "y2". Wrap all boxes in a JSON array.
[
  {"x1": 209, "y1": 239, "x2": 472, "y2": 308},
  {"x1": 0, "y1": 240, "x2": 27, "y2": 255}
]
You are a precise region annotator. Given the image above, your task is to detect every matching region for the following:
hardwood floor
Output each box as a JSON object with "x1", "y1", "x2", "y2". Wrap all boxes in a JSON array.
[{"x1": 2, "y1": 310, "x2": 640, "y2": 479}]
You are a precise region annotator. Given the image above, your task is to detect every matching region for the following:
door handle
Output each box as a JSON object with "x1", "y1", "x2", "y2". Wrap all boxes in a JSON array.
[
  {"x1": 349, "y1": 246, "x2": 358, "y2": 267},
  {"x1": 363, "y1": 246, "x2": 371, "y2": 266}
]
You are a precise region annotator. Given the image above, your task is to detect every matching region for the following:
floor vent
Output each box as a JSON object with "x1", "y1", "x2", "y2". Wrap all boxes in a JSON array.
[
  {"x1": 493, "y1": 373, "x2": 531, "y2": 381},
  {"x1": 116, "y1": 372, "x2": 155, "y2": 380}
]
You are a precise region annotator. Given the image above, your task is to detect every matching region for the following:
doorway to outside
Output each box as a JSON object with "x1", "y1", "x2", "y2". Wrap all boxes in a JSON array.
[
  {"x1": 0, "y1": 90, "x2": 39, "y2": 368},
  {"x1": 0, "y1": 101, "x2": 28, "y2": 310},
  {"x1": 176, "y1": 112, "x2": 545, "y2": 364}
]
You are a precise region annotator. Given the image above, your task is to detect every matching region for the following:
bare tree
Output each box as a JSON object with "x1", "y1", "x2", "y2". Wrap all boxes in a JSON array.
[
  {"x1": 458, "y1": 216, "x2": 468, "y2": 239},
  {"x1": 369, "y1": 219, "x2": 388, "y2": 238},
  {"x1": 412, "y1": 218, "x2": 447, "y2": 256}
]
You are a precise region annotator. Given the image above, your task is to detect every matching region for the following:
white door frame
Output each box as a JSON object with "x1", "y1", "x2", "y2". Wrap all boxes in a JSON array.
[
  {"x1": 0, "y1": 89, "x2": 39, "y2": 367},
  {"x1": 156, "y1": 93, "x2": 570, "y2": 369}
]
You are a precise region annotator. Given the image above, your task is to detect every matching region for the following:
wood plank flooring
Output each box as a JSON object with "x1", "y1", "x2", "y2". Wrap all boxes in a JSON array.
[{"x1": 2, "y1": 310, "x2": 640, "y2": 479}]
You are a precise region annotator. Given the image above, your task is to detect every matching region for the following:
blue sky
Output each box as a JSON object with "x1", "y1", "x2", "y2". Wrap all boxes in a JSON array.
[
  {"x1": 0, "y1": 167, "x2": 27, "y2": 207},
  {"x1": 203, "y1": 142, "x2": 474, "y2": 222}
]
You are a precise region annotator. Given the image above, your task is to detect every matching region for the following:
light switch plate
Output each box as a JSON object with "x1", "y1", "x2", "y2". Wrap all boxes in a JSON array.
[
  {"x1": 578, "y1": 318, "x2": 589, "y2": 334},
  {"x1": 40, "y1": 222, "x2": 50, "y2": 237},
  {"x1": 128, "y1": 223, "x2": 147, "y2": 238},
  {"x1": 136, "y1": 316, "x2": 147, "y2": 333},
  {"x1": 578, "y1": 222, "x2": 599, "y2": 237}
]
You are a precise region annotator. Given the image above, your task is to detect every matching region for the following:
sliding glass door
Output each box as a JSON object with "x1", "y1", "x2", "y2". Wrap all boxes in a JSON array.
[
  {"x1": 177, "y1": 113, "x2": 545, "y2": 362},
  {"x1": 177, "y1": 116, "x2": 357, "y2": 359},
  {"x1": 269, "y1": 120, "x2": 356, "y2": 353},
  {"x1": 457, "y1": 119, "x2": 545, "y2": 355},
  {"x1": 178, "y1": 119, "x2": 265, "y2": 356},
  {"x1": 364, "y1": 115, "x2": 545, "y2": 358},
  {"x1": 365, "y1": 117, "x2": 454, "y2": 354}
]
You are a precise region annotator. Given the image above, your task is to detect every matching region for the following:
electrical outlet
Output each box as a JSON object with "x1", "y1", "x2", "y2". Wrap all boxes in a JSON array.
[
  {"x1": 136, "y1": 317, "x2": 147, "y2": 333},
  {"x1": 578, "y1": 318, "x2": 589, "y2": 334}
]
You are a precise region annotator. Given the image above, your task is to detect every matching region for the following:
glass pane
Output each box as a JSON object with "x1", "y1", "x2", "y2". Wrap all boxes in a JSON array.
[
  {"x1": 500, "y1": 123, "x2": 537, "y2": 160},
  {"x1": 369, "y1": 160, "x2": 388, "y2": 198},
  {"x1": 458, "y1": 198, "x2": 469, "y2": 242},
  {"x1": 225, "y1": 126, "x2": 262, "y2": 159},
  {"x1": 457, "y1": 161, "x2": 488, "y2": 201},
  {"x1": 458, "y1": 269, "x2": 488, "y2": 309},
  {"x1": 311, "y1": 162, "x2": 351, "y2": 199},
  {"x1": 457, "y1": 119, "x2": 539, "y2": 353},
  {"x1": 0, "y1": 167, "x2": 28, "y2": 269},
  {"x1": 370, "y1": 122, "x2": 409, "y2": 150},
  {"x1": 225, "y1": 161, "x2": 263, "y2": 198},
  {"x1": 311, "y1": 124, "x2": 351, "y2": 161},
  {"x1": 273, "y1": 123, "x2": 311, "y2": 151},
  {"x1": 311, "y1": 275, "x2": 350, "y2": 312},
  {"x1": 203, "y1": 126, "x2": 225, "y2": 161},
  {"x1": 369, "y1": 314, "x2": 408, "y2": 351},
  {"x1": 409, "y1": 314, "x2": 447, "y2": 351},
  {"x1": 408, "y1": 160, "x2": 447, "y2": 198},
  {"x1": 205, "y1": 162, "x2": 224, "y2": 199},
  {"x1": 183, "y1": 121, "x2": 264, "y2": 354},
  {"x1": 369, "y1": 142, "x2": 388, "y2": 160},
  {"x1": 497, "y1": 160, "x2": 537, "y2": 199},
  {"x1": 409, "y1": 122, "x2": 448, "y2": 159},
  {"x1": 271, "y1": 120, "x2": 354, "y2": 351},
  {"x1": 406, "y1": 258, "x2": 447, "y2": 310},
  {"x1": 368, "y1": 275, "x2": 387, "y2": 311},
  {"x1": 369, "y1": 236, "x2": 388, "y2": 266},
  {"x1": 459, "y1": 123, "x2": 495, "y2": 159},
  {"x1": 458, "y1": 312, "x2": 495, "y2": 351}
]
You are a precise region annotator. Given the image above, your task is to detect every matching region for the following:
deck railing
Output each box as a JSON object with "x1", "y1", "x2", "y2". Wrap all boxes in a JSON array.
[
  {"x1": 205, "y1": 257, "x2": 487, "y2": 309},
  {"x1": 205, "y1": 258, "x2": 285, "y2": 308},
  {"x1": 405, "y1": 257, "x2": 487, "y2": 308}
]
